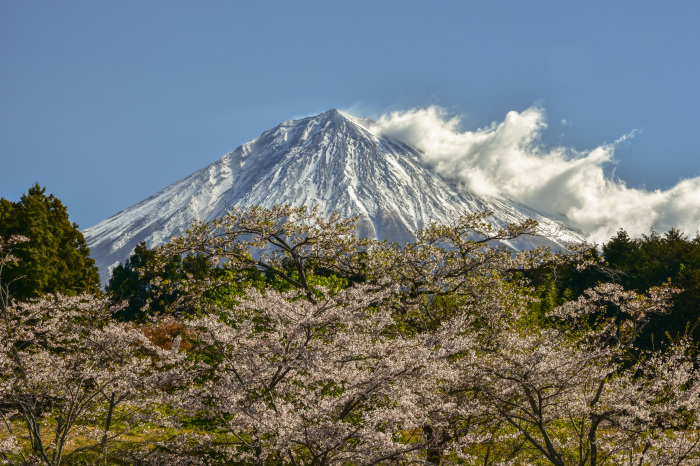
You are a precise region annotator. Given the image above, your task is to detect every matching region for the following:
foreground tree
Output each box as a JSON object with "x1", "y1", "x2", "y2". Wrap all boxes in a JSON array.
[
  {"x1": 153, "y1": 205, "x2": 370, "y2": 309},
  {"x1": 444, "y1": 283, "x2": 700, "y2": 465},
  {"x1": 141, "y1": 206, "x2": 588, "y2": 463},
  {"x1": 135, "y1": 282, "x2": 474, "y2": 465},
  {"x1": 0, "y1": 254, "x2": 183, "y2": 465}
]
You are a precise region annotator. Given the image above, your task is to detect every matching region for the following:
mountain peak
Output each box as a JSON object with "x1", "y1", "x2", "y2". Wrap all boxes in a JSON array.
[
  {"x1": 309, "y1": 109, "x2": 365, "y2": 128},
  {"x1": 274, "y1": 109, "x2": 364, "y2": 136},
  {"x1": 321, "y1": 108, "x2": 343, "y2": 118}
]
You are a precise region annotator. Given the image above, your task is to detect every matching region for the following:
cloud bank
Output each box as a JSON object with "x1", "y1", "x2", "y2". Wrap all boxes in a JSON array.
[{"x1": 368, "y1": 106, "x2": 700, "y2": 243}]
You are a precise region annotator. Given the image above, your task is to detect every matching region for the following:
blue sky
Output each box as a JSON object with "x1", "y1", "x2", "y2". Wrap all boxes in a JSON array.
[{"x1": 1, "y1": 1, "x2": 699, "y2": 231}]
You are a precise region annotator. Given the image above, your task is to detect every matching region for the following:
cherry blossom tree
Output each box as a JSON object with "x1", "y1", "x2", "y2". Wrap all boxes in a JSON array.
[
  {"x1": 443, "y1": 284, "x2": 700, "y2": 465},
  {"x1": 152, "y1": 206, "x2": 573, "y2": 321},
  {"x1": 156, "y1": 205, "x2": 371, "y2": 309},
  {"x1": 139, "y1": 282, "x2": 473, "y2": 465},
  {"x1": 0, "y1": 272, "x2": 185, "y2": 465}
]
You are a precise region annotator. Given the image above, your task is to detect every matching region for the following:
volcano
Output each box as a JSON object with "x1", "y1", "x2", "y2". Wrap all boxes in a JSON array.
[{"x1": 84, "y1": 109, "x2": 583, "y2": 284}]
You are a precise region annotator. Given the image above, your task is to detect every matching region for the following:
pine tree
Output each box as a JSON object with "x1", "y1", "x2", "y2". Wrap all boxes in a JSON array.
[{"x1": 0, "y1": 183, "x2": 100, "y2": 299}]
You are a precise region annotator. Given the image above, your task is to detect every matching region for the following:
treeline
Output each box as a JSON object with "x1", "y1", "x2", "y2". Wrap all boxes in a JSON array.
[
  {"x1": 528, "y1": 227, "x2": 700, "y2": 350},
  {"x1": 1, "y1": 186, "x2": 700, "y2": 465}
]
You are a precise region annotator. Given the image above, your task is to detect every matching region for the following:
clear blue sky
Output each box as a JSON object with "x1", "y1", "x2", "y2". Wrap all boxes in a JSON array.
[{"x1": 1, "y1": 1, "x2": 698, "y2": 229}]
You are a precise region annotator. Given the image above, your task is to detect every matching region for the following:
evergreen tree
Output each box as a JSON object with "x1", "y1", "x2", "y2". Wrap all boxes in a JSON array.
[
  {"x1": 601, "y1": 228, "x2": 700, "y2": 349},
  {"x1": 0, "y1": 183, "x2": 100, "y2": 299},
  {"x1": 106, "y1": 241, "x2": 184, "y2": 321},
  {"x1": 524, "y1": 228, "x2": 700, "y2": 350},
  {"x1": 601, "y1": 229, "x2": 641, "y2": 288},
  {"x1": 107, "y1": 241, "x2": 268, "y2": 321}
]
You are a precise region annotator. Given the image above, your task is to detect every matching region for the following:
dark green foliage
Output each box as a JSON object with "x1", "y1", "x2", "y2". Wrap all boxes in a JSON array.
[
  {"x1": 603, "y1": 228, "x2": 700, "y2": 292},
  {"x1": 107, "y1": 242, "x2": 351, "y2": 321},
  {"x1": 525, "y1": 246, "x2": 606, "y2": 319},
  {"x1": 106, "y1": 241, "x2": 183, "y2": 321},
  {"x1": 106, "y1": 242, "x2": 230, "y2": 321},
  {"x1": 602, "y1": 228, "x2": 700, "y2": 349},
  {"x1": 528, "y1": 228, "x2": 700, "y2": 350},
  {"x1": 0, "y1": 183, "x2": 100, "y2": 299},
  {"x1": 108, "y1": 241, "x2": 252, "y2": 321}
]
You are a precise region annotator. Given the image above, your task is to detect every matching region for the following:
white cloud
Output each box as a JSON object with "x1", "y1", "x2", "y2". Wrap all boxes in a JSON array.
[{"x1": 367, "y1": 106, "x2": 700, "y2": 243}]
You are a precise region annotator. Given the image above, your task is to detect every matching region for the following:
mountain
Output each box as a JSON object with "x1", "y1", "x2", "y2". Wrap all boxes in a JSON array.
[{"x1": 84, "y1": 109, "x2": 584, "y2": 284}]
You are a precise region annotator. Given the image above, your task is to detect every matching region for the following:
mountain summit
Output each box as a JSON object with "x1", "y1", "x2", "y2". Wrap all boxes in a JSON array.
[{"x1": 84, "y1": 109, "x2": 583, "y2": 283}]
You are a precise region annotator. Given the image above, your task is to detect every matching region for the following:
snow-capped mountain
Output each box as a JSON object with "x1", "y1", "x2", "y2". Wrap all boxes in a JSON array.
[{"x1": 84, "y1": 109, "x2": 583, "y2": 284}]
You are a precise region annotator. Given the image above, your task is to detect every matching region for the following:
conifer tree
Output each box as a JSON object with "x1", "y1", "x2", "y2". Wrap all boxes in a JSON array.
[
  {"x1": 0, "y1": 183, "x2": 100, "y2": 299},
  {"x1": 106, "y1": 241, "x2": 185, "y2": 321}
]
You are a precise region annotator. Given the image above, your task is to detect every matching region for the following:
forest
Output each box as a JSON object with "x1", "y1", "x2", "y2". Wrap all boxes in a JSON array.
[{"x1": 1, "y1": 185, "x2": 700, "y2": 465}]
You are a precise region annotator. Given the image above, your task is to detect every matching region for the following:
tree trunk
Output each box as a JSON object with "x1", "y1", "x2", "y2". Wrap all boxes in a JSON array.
[
  {"x1": 423, "y1": 425, "x2": 442, "y2": 465},
  {"x1": 101, "y1": 392, "x2": 116, "y2": 464}
]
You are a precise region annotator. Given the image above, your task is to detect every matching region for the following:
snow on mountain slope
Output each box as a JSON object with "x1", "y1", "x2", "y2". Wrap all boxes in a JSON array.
[{"x1": 84, "y1": 109, "x2": 584, "y2": 284}]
